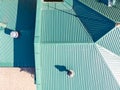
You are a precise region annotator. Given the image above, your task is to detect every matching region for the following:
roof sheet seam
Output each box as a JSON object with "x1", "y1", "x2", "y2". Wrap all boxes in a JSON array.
[
  {"x1": 74, "y1": 15, "x2": 94, "y2": 43},
  {"x1": 95, "y1": 27, "x2": 117, "y2": 43}
]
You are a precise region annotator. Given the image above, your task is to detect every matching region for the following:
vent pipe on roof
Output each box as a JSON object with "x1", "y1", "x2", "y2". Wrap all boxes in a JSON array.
[
  {"x1": 67, "y1": 70, "x2": 75, "y2": 78},
  {"x1": 10, "y1": 31, "x2": 19, "y2": 38}
]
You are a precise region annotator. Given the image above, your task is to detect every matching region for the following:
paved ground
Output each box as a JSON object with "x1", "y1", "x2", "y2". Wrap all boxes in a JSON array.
[{"x1": 0, "y1": 68, "x2": 36, "y2": 90}]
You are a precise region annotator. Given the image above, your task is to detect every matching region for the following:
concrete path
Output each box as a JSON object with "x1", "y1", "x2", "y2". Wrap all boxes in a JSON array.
[{"x1": 0, "y1": 68, "x2": 36, "y2": 90}]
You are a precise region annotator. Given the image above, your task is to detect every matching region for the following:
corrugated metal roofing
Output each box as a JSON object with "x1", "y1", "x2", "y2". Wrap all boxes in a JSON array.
[
  {"x1": 40, "y1": 10, "x2": 93, "y2": 43},
  {"x1": 35, "y1": 0, "x2": 120, "y2": 90},
  {"x1": 97, "y1": 27, "x2": 120, "y2": 56},
  {"x1": 0, "y1": 29, "x2": 14, "y2": 66},
  {"x1": 73, "y1": 0, "x2": 115, "y2": 42},
  {"x1": 36, "y1": 0, "x2": 116, "y2": 43},
  {"x1": 0, "y1": 0, "x2": 18, "y2": 30},
  {"x1": 35, "y1": 44, "x2": 120, "y2": 90},
  {"x1": 14, "y1": 0, "x2": 36, "y2": 67},
  {"x1": 78, "y1": 0, "x2": 120, "y2": 22},
  {"x1": 0, "y1": 0, "x2": 17, "y2": 66},
  {"x1": 0, "y1": 0, "x2": 36, "y2": 67},
  {"x1": 96, "y1": 44, "x2": 120, "y2": 86}
]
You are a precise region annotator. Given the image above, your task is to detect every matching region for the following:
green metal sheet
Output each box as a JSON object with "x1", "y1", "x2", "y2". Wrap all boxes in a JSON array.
[
  {"x1": 78, "y1": 0, "x2": 120, "y2": 22},
  {"x1": 35, "y1": 0, "x2": 120, "y2": 90},
  {"x1": 40, "y1": 10, "x2": 93, "y2": 43},
  {"x1": 0, "y1": 0, "x2": 36, "y2": 67},
  {"x1": 96, "y1": 44, "x2": 120, "y2": 85},
  {"x1": 36, "y1": 0, "x2": 116, "y2": 43},
  {"x1": 0, "y1": 29, "x2": 14, "y2": 66},
  {"x1": 0, "y1": 0, "x2": 17, "y2": 66},
  {"x1": 97, "y1": 27, "x2": 120, "y2": 56},
  {"x1": 73, "y1": 0, "x2": 115, "y2": 42},
  {"x1": 35, "y1": 0, "x2": 42, "y2": 37},
  {"x1": 0, "y1": 0, "x2": 18, "y2": 30},
  {"x1": 37, "y1": 85, "x2": 41, "y2": 90},
  {"x1": 13, "y1": 0, "x2": 36, "y2": 67},
  {"x1": 35, "y1": 44, "x2": 120, "y2": 90}
]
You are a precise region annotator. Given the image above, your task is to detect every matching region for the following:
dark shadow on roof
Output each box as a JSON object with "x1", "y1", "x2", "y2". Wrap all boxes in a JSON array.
[
  {"x1": 14, "y1": 0, "x2": 36, "y2": 67},
  {"x1": 73, "y1": 0, "x2": 115, "y2": 42}
]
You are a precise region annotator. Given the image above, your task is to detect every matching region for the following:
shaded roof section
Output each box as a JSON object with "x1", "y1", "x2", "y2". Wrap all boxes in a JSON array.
[
  {"x1": 35, "y1": 44, "x2": 120, "y2": 90},
  {"x1": 97, "y1": 27, "x2": 120, "y2": 56},
  {"x1": 13, "y1": 0, "x2": 36, "y2": 67},
  {"x1": 78, "y1": 0, "x2": 120, "y2": 22},
  {"x1": 73, "y1": 0, "x2": 115, "y2": 42},
  {"x1": 0, "y1": 0, "x2": 36, "y2": 67}
]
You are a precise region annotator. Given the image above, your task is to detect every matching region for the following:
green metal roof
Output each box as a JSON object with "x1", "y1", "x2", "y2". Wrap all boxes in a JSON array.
[
  {"x1": 0, "y1": 0, "x2": 17, "y2": 66},
  {"x1": 96, "y1": 44, "x2": 120, "y2": 85},
  {"x1": 35, "y1": 43, "x2": 120, "y2": 90},
  {"x1": 0, "y1": 29, "x2": 14, "y2": 66},
  {"x1": 78, "y1": 0, "x2": 120, "y2": 22},
  {"x1": 35, "y1": 0, "x2": 116, "y2": 43},
  {"x1": 73, "y1": 0, "x2": 115, "y2": 42},
  {"x1": 0, "y1": 0, "x2": 36, "y2": 67},
  {"x1": 97, "y1": 27, "x2": 120, "y2": 56},
  {"x1": 35, "y1": 0, "x2": 120, "y2": 90},
  {"x1": 0, "y1": 0, "x2": 18, "y2": 30},
  {"x1": 40, "y1": 10, "x2": 93, "y2": 43}
]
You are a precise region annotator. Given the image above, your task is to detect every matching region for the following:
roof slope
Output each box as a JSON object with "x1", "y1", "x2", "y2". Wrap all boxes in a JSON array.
[
  {"x1": 0, "y1": 0, "x2": 18, "y2": 66},
  {"x1": 97, "y1": 27, "x2": 120, "y2": 56},
  {"x1": 40, "y1": 10, "x2": 93, "y2": 43},
  {"x1": 97, "y1": 44, "x2": 120, "y2": 86},
  {"x1": 35, "y1": 44, "x2": 120, "y2": 90},
  {"x1": 35, "y1": 0, "x2": 116, "y2": 43},
  {"x1": 78, "y1": 0, "x2": 120, "y2": 22},
  {"x1": 0, "y1": 30, "x2": 13, "y2": 66},
  {"x1": 34, "y1": 0, "x2": 120, "y2": 90},
  {"x1": 0, "y1": 0, "x2": 36, "y2": 67},
  {"x1": 73, "y1": 0, "x2": 115, "y2": 42}
]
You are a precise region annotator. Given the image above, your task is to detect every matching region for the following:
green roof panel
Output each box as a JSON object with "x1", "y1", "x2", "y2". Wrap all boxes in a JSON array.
[
  {"x1": 73, "y1": 0, "x2": 115, "y2": 42},
  {"x1": 34, "y1": 0, "x2": 120, "y2": 90},
  {"x1": 35, "y1": 44, "x2": 120, "y2": 90},
  {"x1": 78, "y1": 0, "x2": 120, "y2": 22},
  {"x1": 0, "y1": 29, "x2": 14, "y2": 66},
  {"x1": 40, "y1": 10, "x2": 93, "y2": 43},
  {"x1": 97, "y1": 27, "x2": 120, "y2": 56},
  {"x1": 0, "y1": 0, "x2": 36, "y2": 67}
]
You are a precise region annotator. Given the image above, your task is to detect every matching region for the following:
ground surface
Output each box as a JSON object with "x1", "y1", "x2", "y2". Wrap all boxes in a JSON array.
[{"x1": 0, "y1": 68, "x2": 36, "y2": 90}]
